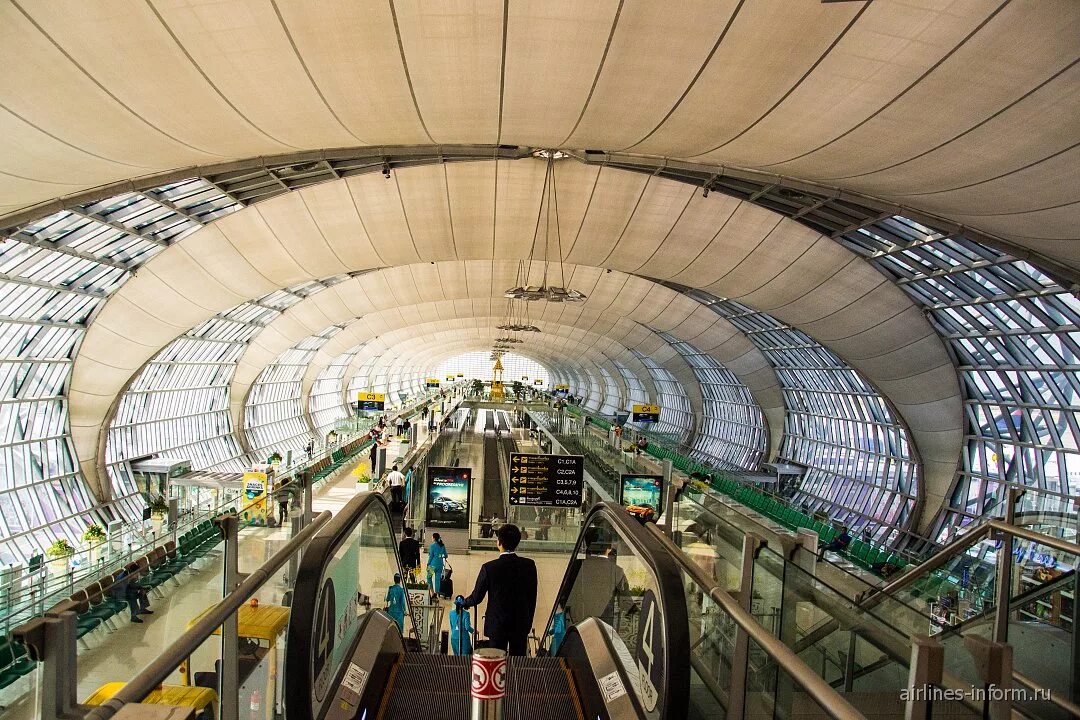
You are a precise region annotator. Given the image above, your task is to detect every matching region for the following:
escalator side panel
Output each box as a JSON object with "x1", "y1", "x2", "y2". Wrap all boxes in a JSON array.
[
  {"x1": 321, "y1": 611, "x2": 404, "y2": 720},
  {"x1": 559, "y1": 617, "x2": 645, "y2": 720}
]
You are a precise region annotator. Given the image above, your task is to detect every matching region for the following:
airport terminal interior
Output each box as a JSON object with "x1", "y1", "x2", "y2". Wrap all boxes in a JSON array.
[{"x1": 0, "y1": 2, "x2": 1077, "y2": 719}]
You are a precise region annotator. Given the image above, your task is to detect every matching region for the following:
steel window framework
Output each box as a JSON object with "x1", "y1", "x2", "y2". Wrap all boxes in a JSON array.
[
  {"x1": 0, "y1": 178, "x2": 242, "y2": 563},
  {"x1": 660, "y1": 335, "x2": 767, "y2": 473},
  {"x1": 833, "y1": 218, "x2": 1080, "y2": 538}
]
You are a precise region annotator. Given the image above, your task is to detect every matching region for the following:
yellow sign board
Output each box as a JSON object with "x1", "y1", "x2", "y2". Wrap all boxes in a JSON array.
[
  {"x1": 446, "y1": 375, "x2": 456, "y2": 381},
  {"x1": 555, "y1": 384, "x2": 570, "y2": 390},
  {"x1": 426, "y1": 378, "x2": 440, "y2": 387},
  {"x1": 632, "y1": 403, "x2": 662, "y2": 423},
  {"x1": 357, "y1": 392, "x2": 385, "y2": 403},
  {"x1": 457, "y1": 373, "x2": 464, "y2": 377}
]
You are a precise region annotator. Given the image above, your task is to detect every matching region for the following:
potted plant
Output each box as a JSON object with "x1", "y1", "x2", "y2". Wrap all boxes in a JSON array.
[
  {"x1": 267, "y1": 451, "x2": 283, "y2": 466},
  {"x1": 470, "y1": 379, "x2": 484, "y2": 397},
  {"x1": 45, "y1": 538, "x2": 75, "y2": 574},
  {"x1": 81, "y1": 523, "x2": 106, "y2": 562},
  {"x1": 147, "y1": 494, "x2": 169, "y2": 533},
  {"x1": 353, "y1": 470, "x2": 373, "y2": 492}
]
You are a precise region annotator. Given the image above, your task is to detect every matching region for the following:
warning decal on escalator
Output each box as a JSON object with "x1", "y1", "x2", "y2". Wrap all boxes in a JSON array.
[
  {"x1": 599, "y1": 670, "x2": 627, "y2": 703},
  {"x1": 341, "y1": 662, "x2": 369, "y2": 697}
]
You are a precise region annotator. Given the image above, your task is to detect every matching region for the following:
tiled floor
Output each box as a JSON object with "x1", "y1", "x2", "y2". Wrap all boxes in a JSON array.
[{"x1": 0, "y1": 433, "x2": 572, "y2": 718}]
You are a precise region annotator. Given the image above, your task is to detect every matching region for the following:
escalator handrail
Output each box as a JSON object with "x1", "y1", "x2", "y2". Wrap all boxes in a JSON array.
[
  {"x1": 543, "y1": 501, "x2": 691, "y2": 720},
  {"x1": 644, "y1": 524, "x2": 867, "y2": 720},
  {"x1": 284, "y1": 492, "x2": 413, "y2": 720}
]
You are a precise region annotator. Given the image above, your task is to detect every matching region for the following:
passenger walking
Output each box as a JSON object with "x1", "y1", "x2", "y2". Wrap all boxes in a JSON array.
[
  {"x1": 458, "y1": 524, "x2": 537, "y2": 656},
  {"x1": 369, "y1": 442, "x2": 378, "y2": 474},
  {"x1": 427, "y1": 533, "x2": 449, "y2": 597},
  {"x1": 636, "y1": 436, "x2": 648, "y2": 455},
  {"x1": 385, "y1": 574, "x2": 407, "y2": 632},
  {"x1": 399, "y1": 527, "x2": 421, "y2": 576},
  {"x1": 386, "y1": 464, "x2": 406, "y2": 509}
]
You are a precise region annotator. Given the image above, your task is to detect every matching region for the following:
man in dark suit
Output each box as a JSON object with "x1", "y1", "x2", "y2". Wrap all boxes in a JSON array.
[{"x1": 459, "y1": 524, "x2": 537, "y2": 656}]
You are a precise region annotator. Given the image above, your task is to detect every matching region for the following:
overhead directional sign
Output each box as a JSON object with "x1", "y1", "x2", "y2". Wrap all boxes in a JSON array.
[
  {"x1": 534, "y1": 379, "x2": 544, "y2": 385},
  {"x1": 357, "y1": 392, "x2": 385, "y2": 411},
  {"x1": 632, "y1": 404, "x2": 661, "y2": 423},
  {"x1": 508, "y1": 453, "x2": 583, "y2": 507},
  {"x1": 426, "y1": 378, "x2": 441, "y2": 388}
]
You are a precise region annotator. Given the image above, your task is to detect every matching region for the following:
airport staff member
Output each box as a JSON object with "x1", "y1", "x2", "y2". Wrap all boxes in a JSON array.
[{"x1": 458, "y1": 524, "x2": 537, "y2": 656}]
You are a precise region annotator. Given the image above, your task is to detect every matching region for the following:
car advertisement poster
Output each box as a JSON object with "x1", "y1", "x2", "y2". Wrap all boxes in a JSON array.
[
  {"x1": 425, "y1": 466, "x2": 471, "y2": 529},
  {"x1": 619, "y1": 474, "x2": 664, "y2": 515}
]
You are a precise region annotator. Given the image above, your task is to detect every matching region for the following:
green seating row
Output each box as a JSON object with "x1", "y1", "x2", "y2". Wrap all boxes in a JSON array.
[
  {"x1": 0, "y1": 635, "x2": 33, "y2": 689},
  {"x1": 561, "y1": 400, "x2": 915, "y2": 579},
  {"x1": 1, "y1": 513, "x2": 238, "y2": 690}
]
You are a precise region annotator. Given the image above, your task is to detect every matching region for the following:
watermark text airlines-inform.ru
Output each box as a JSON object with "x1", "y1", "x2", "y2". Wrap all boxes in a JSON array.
[{"x1": 902, "y1": 685, "x2": 1051, "y2": 703}]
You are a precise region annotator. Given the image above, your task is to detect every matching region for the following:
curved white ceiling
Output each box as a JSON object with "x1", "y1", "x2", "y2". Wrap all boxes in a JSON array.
[
  {"x1": 1, "y1": 1, "x2": 1076, "y2": 268},
  {"x1": 226, "y1": 261, "x2": 781, "y2": 437},
  {"x1": 68, "y1": 161, "x2": 962, "y2": 518}
]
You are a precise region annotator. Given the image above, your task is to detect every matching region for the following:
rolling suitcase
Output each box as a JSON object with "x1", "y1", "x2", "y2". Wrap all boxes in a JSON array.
[{"x1": 439, "y1": 564, "x2": 454, "y2": 599}]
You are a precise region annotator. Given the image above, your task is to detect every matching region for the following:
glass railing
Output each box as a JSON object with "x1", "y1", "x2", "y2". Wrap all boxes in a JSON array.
[{"x1": 13, "y1": 504, "x2": 334, "y2": 720}]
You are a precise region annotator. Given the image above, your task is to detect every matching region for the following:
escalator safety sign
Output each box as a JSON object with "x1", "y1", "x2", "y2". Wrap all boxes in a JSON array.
[
  {"x1": 599, "y1": 670, "x2": 627, "y2": 703},
  {"x1": 341, "y1": 662, "x2": 368, "y2": 697}
]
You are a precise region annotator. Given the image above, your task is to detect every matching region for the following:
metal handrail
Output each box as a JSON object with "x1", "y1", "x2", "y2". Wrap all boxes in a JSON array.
[
  {"x1": 84, "y1": 509, "x2": 332, "y2": 719},
  {"x1": 645, "y1": 523, "x2": 866, "y2": 720},
  {"x1": 867, "y1": 518, "x2": 1080, "y2": 604}
]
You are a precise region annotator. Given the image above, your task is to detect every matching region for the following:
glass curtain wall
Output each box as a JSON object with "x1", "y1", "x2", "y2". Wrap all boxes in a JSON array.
[
  {"x1": 681, "y1": 291, "x2": 918, "y2": 538},
  {"x1": 833, "y1": 218, "x2": 1080, "y2": 538},
  {"x1": 660, "y1": 334, "x2": 767, "y2": 472},
  {"x1": 0, "y1": 178, "x2": 241, "y2": 562},
  {"x1": 630, "y1": 351, "x2": 693, "y2": 443},
  {"x1": 244, "y1": 325, "x2": 346, "y2": 458}
]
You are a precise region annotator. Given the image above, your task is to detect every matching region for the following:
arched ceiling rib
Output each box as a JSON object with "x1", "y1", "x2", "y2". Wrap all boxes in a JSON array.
[
  {"x1": 1, "y1": 1, "x2": 1075, "y2": 267},
  {"x1": 330, "y1": 332, "x2": 664, "y2": 421},
  {"x1": 68, "y1": 160, "x2": 961, "y2": 508},
  {"x1": 307, "y1": 317, "x2": 703, "y2": 427},
  {"x1": 223, "y1": 261, "x2": 780, "y2": 445}
]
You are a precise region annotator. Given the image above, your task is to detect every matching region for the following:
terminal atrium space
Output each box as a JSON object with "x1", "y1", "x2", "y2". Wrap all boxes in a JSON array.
[{"x1": 0, "y1": 2, "x2": 1077, "y2": 719}]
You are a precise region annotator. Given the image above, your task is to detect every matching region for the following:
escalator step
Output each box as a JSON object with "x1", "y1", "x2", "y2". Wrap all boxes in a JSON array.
[{"x1": 379, "y1": 655, "x2": 581, "y2": 720}]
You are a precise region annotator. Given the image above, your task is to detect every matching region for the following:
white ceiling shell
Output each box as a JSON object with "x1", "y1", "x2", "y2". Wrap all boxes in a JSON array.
[{"x1": 1, "y1": 1, "x2": 1075, "y2": 270}]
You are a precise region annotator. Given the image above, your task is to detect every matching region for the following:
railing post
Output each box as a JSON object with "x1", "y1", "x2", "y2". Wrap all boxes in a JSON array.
[
  {"x1": 216, "y1": 514, "x2": 240, "y2": 720},
  {"x1": 302, "y1": 468, "x2": 314, "y2": 530},
  {"x1": 661, "y1": 459, "x2": 674, "y2": 536},
  {"x1": 905, "y1": 635, "x2": 944, "y2": 720},
  {"x1": 1073, "y1": 553, "x2": 1080, "y2": 704},
  {"x1": 14, "y1": 609, "x2": 78, "y2": 720},
  {"x1": 993, "y1": 487, "x2": 1019, "y2": 643},
  {"x1": 728, "y1": 532, "x2": 765, "y2": 720},
  {"x1": 964, "y1": 635, "x2": 1013, "y2": 720}
]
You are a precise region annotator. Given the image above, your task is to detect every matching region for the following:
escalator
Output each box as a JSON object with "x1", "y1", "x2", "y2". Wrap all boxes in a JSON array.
[{"x1": 283, "y1": 495, "x2": 693, "y2": 720}]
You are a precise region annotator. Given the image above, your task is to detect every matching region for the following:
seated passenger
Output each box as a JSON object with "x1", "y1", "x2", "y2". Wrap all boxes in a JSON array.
[{"x1": 817, "y1": 525, "x2": 852, "y2": 559}]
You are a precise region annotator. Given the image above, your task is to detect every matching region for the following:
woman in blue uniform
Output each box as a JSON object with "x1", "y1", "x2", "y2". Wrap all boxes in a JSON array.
[
  {"x1": 385, "y1": 573, "x2": 407, "y2": 631},
  {"x1": 426, "y1": 533, "x2": 448, "y2": 597}
]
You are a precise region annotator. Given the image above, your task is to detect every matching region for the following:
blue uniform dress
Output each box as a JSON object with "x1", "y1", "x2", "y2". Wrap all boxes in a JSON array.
[
  {"x1": 449, "y1": 605, "x2": 474, "y2": 655},
  {"x1": 427, "y1": 541, "x2": 448, "y2": 595},
  {"x1": 549, "y1": 608, "x2": 567, "y2": 655},
  {"x1": 385, "y1": 583, "x2": 407, "y2": 631}
]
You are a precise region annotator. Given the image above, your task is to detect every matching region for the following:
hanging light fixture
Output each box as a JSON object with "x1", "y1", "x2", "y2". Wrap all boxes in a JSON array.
[
  {"x1": 497, "y1": 292, "x2": 541, "y2": 333},
  {"x1": 504, "y1": 153, "x2": 586, "y2": 303}
]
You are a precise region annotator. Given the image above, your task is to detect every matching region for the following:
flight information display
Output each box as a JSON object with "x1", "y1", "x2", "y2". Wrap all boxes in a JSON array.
[{"x1": 508, "y1": 453, "x2": 583, "y2": 507}]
